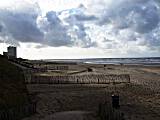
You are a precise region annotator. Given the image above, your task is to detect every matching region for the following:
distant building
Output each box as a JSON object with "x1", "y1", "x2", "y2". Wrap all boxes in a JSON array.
[
  {"x1": 7, "y1": 46, "x2": 17, "y2": 58},
  {"x1": 3, "y1": 52, "x2": 8, "y2": 57},
  {"x1": 3, "y1": 46, "x2": 17, "y2": 58}
]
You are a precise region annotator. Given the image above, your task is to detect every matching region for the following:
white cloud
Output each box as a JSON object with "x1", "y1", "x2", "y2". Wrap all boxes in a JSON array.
[{"x1": 0, "y1": 0, "x2": 160, "y2": 59}]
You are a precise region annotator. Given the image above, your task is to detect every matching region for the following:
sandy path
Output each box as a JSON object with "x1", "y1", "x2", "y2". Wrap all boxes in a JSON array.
[
  {"x1": 43, "y1": 111, "x2": 95, "y2": 120},
  {"x1": 23, "y1": 111, "x2": 96, "y2": 120}
]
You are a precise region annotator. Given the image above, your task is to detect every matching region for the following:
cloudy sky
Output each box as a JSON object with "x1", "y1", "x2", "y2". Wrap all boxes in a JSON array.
[{"x1": 0, "y1": 0, "x2": 160, "y2": 59}]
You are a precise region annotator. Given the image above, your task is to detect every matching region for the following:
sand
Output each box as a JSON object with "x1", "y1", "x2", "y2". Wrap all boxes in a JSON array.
[{"x1": 22, "y1": 64, "x2": 160, "y2": 120}]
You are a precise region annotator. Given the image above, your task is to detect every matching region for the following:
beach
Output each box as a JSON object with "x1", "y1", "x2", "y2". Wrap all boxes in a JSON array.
[{"x1": 22, "y1": 63, "x2": 160, "y2": 120}]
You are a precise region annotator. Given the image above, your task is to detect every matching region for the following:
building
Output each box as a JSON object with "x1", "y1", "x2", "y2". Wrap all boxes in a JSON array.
[
  {"x1": 7, "y1": 46, "x2": 17, "y2": 58},
  {"x1": 3, "y1": 52, "x2": 8, "y2": 57},
  {"x1": 3, "y1": 46, "x2": 17, "y2": 58}
]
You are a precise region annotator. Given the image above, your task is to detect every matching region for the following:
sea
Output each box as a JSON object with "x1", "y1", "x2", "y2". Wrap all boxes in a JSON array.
[{"x1": 45, "y1": 57, "x2": 160, "y2": 65}]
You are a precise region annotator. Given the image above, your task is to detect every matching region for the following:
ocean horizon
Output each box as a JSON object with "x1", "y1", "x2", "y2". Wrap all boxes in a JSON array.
[{"x1": 43, "y1": 57, "x2": 160, "y2": 65}]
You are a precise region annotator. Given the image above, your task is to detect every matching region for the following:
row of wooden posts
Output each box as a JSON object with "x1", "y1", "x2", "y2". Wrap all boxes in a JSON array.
[
  {"x1": 0, "y1": 102, "x2": 36, "y2": 120},
  {"x1": 25, "y1": 74, "x2": 130, "y2": 84},
  {"x1": 98, "y1": 102, "x2": 125, "y2": 120}
]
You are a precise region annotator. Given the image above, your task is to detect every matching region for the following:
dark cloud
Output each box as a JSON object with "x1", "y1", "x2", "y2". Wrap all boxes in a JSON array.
[
  {"x1": 0, "y1": 0, "x2": 159, "y2": 55},
  {"x1": 144, "y1": 26, "x2": 160, "y2": 47},
  {"x1": 46, "y1": 11, "x2": 61, "y2": 25},
  {"x1": 39, "y1": 11, "x2": 73, "y2": 47},
  {"x1": 0, "y1": 24, "x2": 2, "y2": 32},
  {"x1": 91, "y1": 0, "x2": 160, "y2": 52},
  {"x1": 74, "y1": 14, "x2": 97, "y2": 21},
  {"x1": 62, "y1": 6, "x2": 97, "y2": 47},
  {"x1": 0, "y1": 3, "x2": 43, "y2": 44},
  {"x1": 62, "y1": 4, "x2": 97, "y2": 22},
  {"x1": 40, "y1": 9, "x2": 96, "y2": 47},
  {"x1": 0, "y1": 2, "x2": 97, "y2": 48},
  {"x1": 98, "y1": 0, "x2": 160, "y2": 34}
]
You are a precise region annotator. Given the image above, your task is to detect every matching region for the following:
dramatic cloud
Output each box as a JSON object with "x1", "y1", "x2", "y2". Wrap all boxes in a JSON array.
[
  {"x1": 38, "y1": 11, "x2": 72, "y2": 47},
  {"x1": 97, "y1": 0, "x2": 160, "y2": 33},
  {"x1": 0, "y1": 0, "x2": 160, "y2": 57},
  {"x1": 61, "y1": 5, "x2": 97, "y2": 47},
  {"x1": 0, "y1": 1, "x2": 97, "y2": 47},
  {"x1": 0, "y1": 1, "x2": 43, "y2": 45},
  {"x1": 84, "y1": 0, "x2": 160, "y2": 53}
]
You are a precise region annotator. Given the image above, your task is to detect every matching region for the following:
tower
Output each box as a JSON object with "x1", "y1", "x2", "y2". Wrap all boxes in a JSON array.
[{"x1": 7, "y1": 46, "x2": 17, "y2": 58}]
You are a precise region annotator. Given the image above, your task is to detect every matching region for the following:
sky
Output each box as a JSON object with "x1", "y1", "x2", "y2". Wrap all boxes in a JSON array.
[{"x1": 0, "y1": 0, "x2": 160, "y2": 59}]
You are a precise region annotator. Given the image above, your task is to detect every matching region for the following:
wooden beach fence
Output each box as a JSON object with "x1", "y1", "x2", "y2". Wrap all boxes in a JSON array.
[
  {"x1": 98, "y1": 102, "x2": 125, "y2": 120},
  {"x1": 0, "y1": 102, "x2": 36, "y2": 120},
  {"x1": 25, "y1": 74, "x2": 130, "y2": 84}
]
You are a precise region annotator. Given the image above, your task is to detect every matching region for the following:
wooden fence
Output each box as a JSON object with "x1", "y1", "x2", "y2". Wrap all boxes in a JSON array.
[
  {"x1": 98, "y1": 102, "x2": 125, "y2": 120},
  {"x1": 25, "y1": 74, "x2": 130, "y2": 84},
  {"x1": 0, "y1": 102, "x2": 36, "y2": 120}
]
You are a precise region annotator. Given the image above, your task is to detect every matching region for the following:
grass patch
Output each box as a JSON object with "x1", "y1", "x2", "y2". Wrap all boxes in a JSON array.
[{"x1": 0, "y1": 55, "x2": 29, "y2": 109}]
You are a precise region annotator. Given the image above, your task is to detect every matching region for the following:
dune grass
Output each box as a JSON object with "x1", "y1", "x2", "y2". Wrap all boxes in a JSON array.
[{"x1": 0, "y1": 55, "x2": 29, "y2": 109}]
